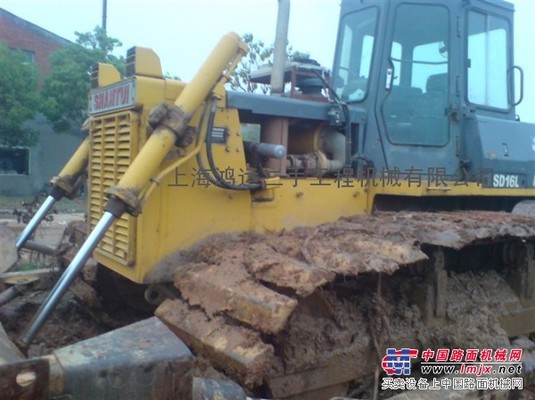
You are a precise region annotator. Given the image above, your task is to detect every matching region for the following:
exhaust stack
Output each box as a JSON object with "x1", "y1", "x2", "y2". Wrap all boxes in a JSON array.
[{"x1": 270, "y1": 0, "x2": 290, "y2": 94}]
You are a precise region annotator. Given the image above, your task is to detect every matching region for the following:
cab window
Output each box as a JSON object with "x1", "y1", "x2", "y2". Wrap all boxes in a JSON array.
[
  {"x1": 467, "y1": 11, "x2": 510, "y2": 109},
  {"x1": 383, "y1": 4, "x2": 450, "y2": 146},
  {"x1": 333, "y1": 7, "x2": 378, "y2": 102}
]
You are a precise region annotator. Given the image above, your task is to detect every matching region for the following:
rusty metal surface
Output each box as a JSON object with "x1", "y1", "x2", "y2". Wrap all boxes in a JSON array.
[
  {"x1": 0, "y1": 358, "x2": 49, "y2": 400},
  {"x1": 52, "y1": 316, "x2": 193, "y2": 400}
]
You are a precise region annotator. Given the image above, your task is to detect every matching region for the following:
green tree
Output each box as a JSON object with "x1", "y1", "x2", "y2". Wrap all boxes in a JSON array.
[
  {"x1": 41, "y1": 27, "x2": 125, "y2": 132},
  {"x1": 229, "y1": 33, "x2": 311, "y2": 94},
  {"x1": 229, "y1": 33, "x2": 273, "y2": 94},
  {"x1": 0, "y1": 42, "x2": 40, "y2": 147}
]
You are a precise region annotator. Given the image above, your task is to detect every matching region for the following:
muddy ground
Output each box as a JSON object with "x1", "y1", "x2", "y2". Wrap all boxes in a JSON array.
[
  {"x1": 0, "y1": 279, "x2": 151, "y2": 358},
  {"x1": 0, "y1": 212, "x2": 150, "y2": 358}
]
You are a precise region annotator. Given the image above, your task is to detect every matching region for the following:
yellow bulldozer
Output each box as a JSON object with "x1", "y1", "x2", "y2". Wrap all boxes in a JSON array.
[{"x1": 3, "y1": 0, "x2": 535, "y2": 399}]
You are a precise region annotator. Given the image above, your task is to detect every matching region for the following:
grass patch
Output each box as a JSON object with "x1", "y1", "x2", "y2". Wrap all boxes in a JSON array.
[{"x1": 14, "y1": 261, "x2": 39, "y2": 272}]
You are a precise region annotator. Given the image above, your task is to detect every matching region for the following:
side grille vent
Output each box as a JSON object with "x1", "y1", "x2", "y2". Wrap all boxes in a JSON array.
[{"x1": 89, "y1": 112, "x2": 138, "y2": 265}]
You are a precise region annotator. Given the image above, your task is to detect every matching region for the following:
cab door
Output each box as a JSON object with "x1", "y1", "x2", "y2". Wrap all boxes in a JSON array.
[{"x1": 373, "y1": 0, "x2": 461, "y2": 178}]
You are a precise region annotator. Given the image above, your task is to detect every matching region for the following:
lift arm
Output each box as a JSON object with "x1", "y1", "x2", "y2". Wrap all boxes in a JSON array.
[
  {"x1": 19, "y1": 32, "x2": 248, "y2": 348},
  {"x1": 15, "y1": 131, "x2": 90, "y2": 251}
]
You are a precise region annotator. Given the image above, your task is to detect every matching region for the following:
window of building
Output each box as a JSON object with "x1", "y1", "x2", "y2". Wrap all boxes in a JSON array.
[
  {"x1": 0, "y1": 147, "x2": 30, "y2": 175},
  {"x1": 9, "y1": 48, "x2": 35, "y2": 64},
  {"x1": 21, "y1": 49, "x2": 35, "y2": 64}
]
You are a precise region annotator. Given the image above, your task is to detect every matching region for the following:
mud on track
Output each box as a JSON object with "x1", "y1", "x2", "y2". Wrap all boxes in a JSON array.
[{"x1": 156, "y1": 211, "x2": 535, "y2": 398}]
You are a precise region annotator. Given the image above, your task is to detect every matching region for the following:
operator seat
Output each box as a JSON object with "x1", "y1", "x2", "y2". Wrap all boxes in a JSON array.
[
  {"x1": 384, "y1": 85, "x2": 422, "y2": 142},
  {"x1": 412, "y1": 73, "x2": 449, "y2": 145}
]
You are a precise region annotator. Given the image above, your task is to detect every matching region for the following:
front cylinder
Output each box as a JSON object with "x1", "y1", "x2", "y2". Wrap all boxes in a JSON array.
[
  {"x1": 16, "y1": 136, "x2": 90, "y2": 250},
  {"x1": 50, "y1": 136, "x2": 90, "y2": 198},
  {"x1": 20, "y1": 212, "x2": 116, "y2": 346},
  {"x1": 108, "y1": 32, "x2": 247, "y2": 212},
  {"x1": 176, "y1": 32, "x2": 247, "y2": 114}
]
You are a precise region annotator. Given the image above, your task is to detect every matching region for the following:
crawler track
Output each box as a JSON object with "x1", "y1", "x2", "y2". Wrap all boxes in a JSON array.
[{"x1": 155, "y1": 211, "x2": 535, "y2": 399}]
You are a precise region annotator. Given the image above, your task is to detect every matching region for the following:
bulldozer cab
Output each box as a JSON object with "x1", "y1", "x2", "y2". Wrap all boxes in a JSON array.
[{"x1": 333, "y1": 0, "x2": 531, "y2": 186}]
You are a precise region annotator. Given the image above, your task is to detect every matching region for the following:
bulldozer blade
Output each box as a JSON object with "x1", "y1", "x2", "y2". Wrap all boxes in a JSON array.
[{"x1": 46, "y1": 317, "x2": 193, "y2": 400}]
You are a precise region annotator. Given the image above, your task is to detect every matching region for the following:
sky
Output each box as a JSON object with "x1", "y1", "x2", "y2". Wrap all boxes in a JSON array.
[{"x1": 1, "y1": 0, "x2": 534, "y2": 122}]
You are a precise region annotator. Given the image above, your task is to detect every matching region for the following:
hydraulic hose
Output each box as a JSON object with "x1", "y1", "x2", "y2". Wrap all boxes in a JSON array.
[
  {"x1": 311, "y1": 69, "x2": 353, "y2": 166},
  {"x1": 19, "y1": 32, "x2": 248, "y2": 347},
  {"x1": 204, "y1": 101, "x2": 263, "y2": 191}
]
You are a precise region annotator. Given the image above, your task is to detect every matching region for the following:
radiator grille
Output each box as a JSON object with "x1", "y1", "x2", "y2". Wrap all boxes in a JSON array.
[{"x1": 89, "y1": 112, "x2": 138, "y2": 265}]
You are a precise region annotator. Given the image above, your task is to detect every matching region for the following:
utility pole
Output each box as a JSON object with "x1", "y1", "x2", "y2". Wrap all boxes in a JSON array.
[{"x1": 102, "y1": 0, "x2": 107, "y2": 32}]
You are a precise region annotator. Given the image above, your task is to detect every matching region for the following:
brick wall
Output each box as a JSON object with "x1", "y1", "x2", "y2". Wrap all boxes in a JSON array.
[
  {"x1": 0, "y1": 8, "x2": 70, "y2": 78},
  {"x1": 0, "y1": 9, "x2": 80, "y2": 196}
]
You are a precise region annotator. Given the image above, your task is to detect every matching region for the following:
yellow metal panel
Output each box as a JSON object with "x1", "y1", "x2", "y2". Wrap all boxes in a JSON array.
[
  {"x1": 127, "y1": 47, "x2": 163, "y2": 78},
  {"x1": 88, "y1": 59, "x2": 534, "y2": 285},
  {"x1": 133, "y1": 106, "x2": 252, "y2": 282},
  {"x1": 89, "y1": 112, "x2": 139, "y2": 268},
  {"x1": 251, "y1": 180, "x2": 366, "y2": 233},
  {"x1": 95, "y1": 63, "x2": 121, "y2": 87}
]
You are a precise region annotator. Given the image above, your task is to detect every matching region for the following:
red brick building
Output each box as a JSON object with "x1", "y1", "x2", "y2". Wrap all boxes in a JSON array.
[
  {"x1": 0, "y1": 8, "x2": 82, "y2": 196},
  {"x1": 0, "y1": 8, "x2": 70, "y2": 78}
]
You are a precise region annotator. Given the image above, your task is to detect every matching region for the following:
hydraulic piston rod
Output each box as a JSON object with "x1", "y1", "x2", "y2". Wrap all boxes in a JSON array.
[
  {"x1": 20, "y1": 212, "x2": 116, "y2": 347},
  {"x1": 15, "y1": 195, "x2": 56, "y2": 251},
  {"x1": 15, "y1": 136, "x2": 90, "y2": 251},
  {"x1": 19, "y1": 33, "x2": 247, "y2": 347}
]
